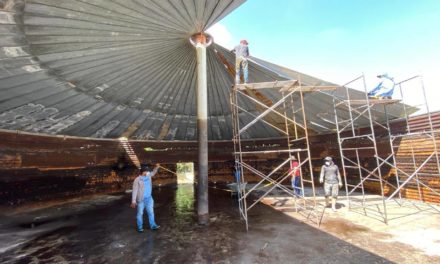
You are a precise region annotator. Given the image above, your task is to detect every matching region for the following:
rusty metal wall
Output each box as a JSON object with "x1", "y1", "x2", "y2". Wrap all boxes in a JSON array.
[
  {"x1": 0, "y1": 128, "x2": 336, "y2": 205},
  {"x1": 2, "y1": 111, "x2": 439, "y2": 206},
  {"x1": 390, "y1": 111, "x2": 440, "y2": 134}
]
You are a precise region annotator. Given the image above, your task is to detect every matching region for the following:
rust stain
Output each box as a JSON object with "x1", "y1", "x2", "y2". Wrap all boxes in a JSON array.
[
  {"x1": 214, "y1": 48, "x2": 235, "y2": 78},
  {"x1": 0, "y1": 154, "x2": 22, "y2": 168},
  {"x1": 158, "y1": 119, "x2": 172, "y2": 140},
  {"x1": 120, "y1": 122, "x2": 140, "y2": 138},
  {"x1": 1, "y1": 118, "x2": 440, "y2": 205}
]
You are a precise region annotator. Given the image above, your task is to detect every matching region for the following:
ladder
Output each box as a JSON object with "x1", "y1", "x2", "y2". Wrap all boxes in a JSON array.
[{"x1": 118, "y1": 137, "x2": 141, "y2": 169}]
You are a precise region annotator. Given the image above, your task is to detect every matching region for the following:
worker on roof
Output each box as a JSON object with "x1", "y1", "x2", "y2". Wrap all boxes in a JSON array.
[
  {"x1": 368, "y1": 74, "x2": 396, "y2": 99},
  {"x1": 231, "y1": 39, "x2": 250, "y2": 84},
  {"x1": 319, "y1": 157, "x2": 343, "y2": 212},
  {"x1": 131, "y1": 163, "x2": 161, "y2": 233}
]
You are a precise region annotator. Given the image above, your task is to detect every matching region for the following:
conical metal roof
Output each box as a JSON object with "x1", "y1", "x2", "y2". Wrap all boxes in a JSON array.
[{"x1": 0, "y1": 0, "x2": 414, "y2": 140}]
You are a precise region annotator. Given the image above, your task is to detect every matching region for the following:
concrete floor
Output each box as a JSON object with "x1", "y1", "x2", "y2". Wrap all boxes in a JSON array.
[
  {"x1": 0, "y1": 185, "x2": 438, "y2": 263},
  {"x1": 262, "y1": 190, "x2": 440, "y2": 263}
]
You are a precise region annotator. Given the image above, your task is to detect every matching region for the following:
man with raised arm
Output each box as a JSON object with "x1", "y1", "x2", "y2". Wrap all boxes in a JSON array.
[{"x1": 131, "y1": 163, "x2": 161, "y2": 232}]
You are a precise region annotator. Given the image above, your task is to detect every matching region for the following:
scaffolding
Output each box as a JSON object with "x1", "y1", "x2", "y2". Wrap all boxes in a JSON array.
[
  {"x1": 230, "y1": 80, "x2": 338, "y2": 230},
  {"x1": 333, "y1": 74, "x2": 440, "y2": 223},
  {"x1": 230, "y1": 74, "x2": 440, "y2": 229}
]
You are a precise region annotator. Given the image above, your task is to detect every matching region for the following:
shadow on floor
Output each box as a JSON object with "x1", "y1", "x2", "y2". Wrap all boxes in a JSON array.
[{"x1": 0, "y1": 185, "x2": 390, "y2": 263}]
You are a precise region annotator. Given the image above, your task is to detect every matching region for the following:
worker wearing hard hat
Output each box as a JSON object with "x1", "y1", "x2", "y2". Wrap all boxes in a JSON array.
[
  {"x1": 232, "y1": 39, "x2": 250, "y2": 84},
  {"x1": 319, "y1": 157, "x2": 343, "y2": 212}
]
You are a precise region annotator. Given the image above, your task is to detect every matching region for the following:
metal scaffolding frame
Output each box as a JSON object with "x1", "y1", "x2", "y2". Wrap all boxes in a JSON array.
[
  {"x1": 333, "y1": 74, "x2": 440, "y2": 224},
  {"x1": 230, "y1": 80, "x2": 338, "y2": 230},
  {"x1": 386, "y1": 75, "x2": 440, "y2": 209}
]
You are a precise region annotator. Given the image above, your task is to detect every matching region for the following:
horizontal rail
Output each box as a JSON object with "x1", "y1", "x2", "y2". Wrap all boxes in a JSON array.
[{"x1": 234, "y1": 149, "x2": 305, "y2": 155}]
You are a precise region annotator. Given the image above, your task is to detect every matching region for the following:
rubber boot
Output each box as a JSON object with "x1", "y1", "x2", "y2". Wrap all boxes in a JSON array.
[{"x1": 331, "y1": 198, "x2": 336, "y2": 212}]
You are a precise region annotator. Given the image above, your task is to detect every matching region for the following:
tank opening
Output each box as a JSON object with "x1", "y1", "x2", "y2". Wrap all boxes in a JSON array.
[{"x1": 176, "y1": 162, "x2": 194, "y2": 184}]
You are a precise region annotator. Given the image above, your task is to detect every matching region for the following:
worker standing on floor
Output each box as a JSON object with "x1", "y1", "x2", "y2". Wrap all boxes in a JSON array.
[
  {"x1": 319, "y1": 157, "x2": 343, "y2": 212},
  {"x1": 231, "y1": 39, "x2": 250, "y2": 84},
  {"x1": 233, "y1": 162, "x2": 241, "y2": 183},
  {"x1": 289, "y1": 156, "x2": 302, "y2": 196},
  {"x1": 131, "y1": 163, "x2": 161, "y2": 232}
]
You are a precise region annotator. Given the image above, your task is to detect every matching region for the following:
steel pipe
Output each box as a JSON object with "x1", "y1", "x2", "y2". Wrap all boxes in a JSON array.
[{"x1": 190, "y1": 33, "x2": 212, "y2": 225}]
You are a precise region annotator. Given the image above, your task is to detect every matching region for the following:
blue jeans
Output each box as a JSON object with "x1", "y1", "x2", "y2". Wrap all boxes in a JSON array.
[
  {"x1": 136, "y1": 196, "x2": 157, "y2": 230},
  {"x1": 235, "y1": 57, "x2": 248, "y2": 84},
  {"x1": 292, "y1": 177, "x2": 302, "y2": 196}
]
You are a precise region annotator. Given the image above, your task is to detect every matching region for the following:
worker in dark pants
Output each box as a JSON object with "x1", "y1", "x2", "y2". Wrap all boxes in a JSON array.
[
  {"x1": 319, "y1": 157, "x2": 343, "y2": 212},
  {"x1": 131, "y1": 164, "x2": 160, "y2": 232}
]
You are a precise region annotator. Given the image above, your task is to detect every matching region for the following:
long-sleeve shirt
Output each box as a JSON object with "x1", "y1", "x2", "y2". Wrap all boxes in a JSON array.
[
  {"x1": 131, "y1": 167, "x2": 159, "y2": 203},
  {"x1": 319, "y1": 164, "x2": 341, "y2": 184},
  {"x1": 368, "y1": 74, "x2": 395, "y2": 97}
]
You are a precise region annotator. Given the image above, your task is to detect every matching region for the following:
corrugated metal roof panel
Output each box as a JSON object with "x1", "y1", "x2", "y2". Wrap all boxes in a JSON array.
[{"x1": 0, "y1": 0, "x2": 416, "y2": 140}]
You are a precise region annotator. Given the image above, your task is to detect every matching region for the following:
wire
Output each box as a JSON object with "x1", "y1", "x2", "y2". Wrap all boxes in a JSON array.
[{"x1": 159, "y1": 165, "x2": 177, "y2": 175}]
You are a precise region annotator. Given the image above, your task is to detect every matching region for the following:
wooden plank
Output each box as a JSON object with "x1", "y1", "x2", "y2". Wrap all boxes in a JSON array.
[
  {"x1": 235, "y1": 80, "x2": 299, "y2": 90},
  {"x1": 235, "y1": 80, "x2": 339, "y2": 93},
  {"x1": 280, "y1": 85, "x2": 338, "y2": 92},
  {"x1": 345, "y1": 99, "x2": 401, "y2": 105}
]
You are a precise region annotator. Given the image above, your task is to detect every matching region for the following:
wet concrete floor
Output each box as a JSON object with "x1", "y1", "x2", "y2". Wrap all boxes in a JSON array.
[{"x1": 0, "y1": 185, "x2": 391, "y2": 263}]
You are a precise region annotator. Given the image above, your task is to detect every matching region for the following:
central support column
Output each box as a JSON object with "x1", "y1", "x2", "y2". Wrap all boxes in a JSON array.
[{"x1": 190, "y1": 33, "x2": 212, "y2": 225}]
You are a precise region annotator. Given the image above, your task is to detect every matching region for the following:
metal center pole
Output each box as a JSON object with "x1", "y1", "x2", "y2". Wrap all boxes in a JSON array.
[{"x1": 190, "y1": 33, "x2": 212, "y2": 225}]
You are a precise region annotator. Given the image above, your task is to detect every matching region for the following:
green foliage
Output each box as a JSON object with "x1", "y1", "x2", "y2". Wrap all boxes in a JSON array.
[{"x1": 177, "y1": 163, "x2": 193, "y2": 174}]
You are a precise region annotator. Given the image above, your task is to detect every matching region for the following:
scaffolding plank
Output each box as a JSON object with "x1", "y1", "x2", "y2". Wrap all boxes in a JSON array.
[
  {"x1": 345, "y1": 165, "x2": 361, "y2": 169},
  {"x1": 341, "y1": 135, "x2": 373, "y2": 140},
  {"x1": 234, "y1": 80, "x2": 339, "y2": 92},
  {"x1": 344, "y1": 99, "x2": 400, "y2": 105},
  {"x1": 234, "y1": 80, "x2": 299, "y2": 90},
  {"x1": 234, "y1": 148, "x2": 305, "y2": 155},
  {"x1": 290, "y1": 137, "x2": 306, "y2": 142},
  {"x1": 280, "y1": 85, "x2": 338, "y2": 93},
  {"x1": 341, "y1": 147, "x2": 375, "y2": 150}
]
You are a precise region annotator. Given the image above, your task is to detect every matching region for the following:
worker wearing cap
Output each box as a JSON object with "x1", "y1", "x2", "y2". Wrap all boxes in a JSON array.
[
  {"x1": 232, "y1": 39, "x2": 250, "y2": 84},
  {"x1": 131, "y1": 163, "x2": 160, "y2": 232},
  {"x1": 319, "y1": 157, "x2": 343, "y2": 211}
]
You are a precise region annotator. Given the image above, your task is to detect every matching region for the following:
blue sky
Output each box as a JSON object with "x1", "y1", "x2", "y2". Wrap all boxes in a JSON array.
[{"x1": 208, "y1": 0, "x2": 440, "y2": 113}]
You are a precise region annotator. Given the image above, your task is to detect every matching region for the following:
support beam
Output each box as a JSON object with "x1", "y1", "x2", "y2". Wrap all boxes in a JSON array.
[{"x1": 190, "y1": 33, "x2": 212, "y2": 225}]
